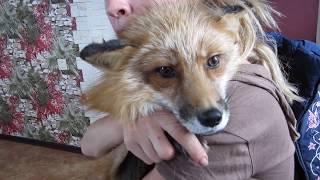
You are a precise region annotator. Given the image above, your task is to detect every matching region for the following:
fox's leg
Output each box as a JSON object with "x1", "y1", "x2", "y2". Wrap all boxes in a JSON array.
[{"x1": 115, "y1": 152, "x2": 154, "y2": 180}]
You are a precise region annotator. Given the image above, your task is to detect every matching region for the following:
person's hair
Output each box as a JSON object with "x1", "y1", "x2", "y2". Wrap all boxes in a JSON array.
[{"x1": 207, "y1": 0, "x2": 302, "y2": 103}]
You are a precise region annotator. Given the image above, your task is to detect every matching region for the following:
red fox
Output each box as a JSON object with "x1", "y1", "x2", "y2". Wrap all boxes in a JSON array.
[{"x1": 80, "y1": 0, "x2": 300, "y2": 179}]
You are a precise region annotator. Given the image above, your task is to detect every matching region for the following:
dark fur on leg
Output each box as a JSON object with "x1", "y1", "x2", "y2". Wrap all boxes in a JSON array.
[{"x1": 115, "y1": 152, "x2": 154, "y2": 180}]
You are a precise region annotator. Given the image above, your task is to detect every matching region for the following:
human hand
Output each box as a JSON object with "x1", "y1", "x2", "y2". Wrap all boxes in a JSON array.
[
  {"x1": 81, "y1": 116, "x2": 123, "y2": 157},
  {"x1": 122, "y1": 110, "x2": 208, "y2": 166}
]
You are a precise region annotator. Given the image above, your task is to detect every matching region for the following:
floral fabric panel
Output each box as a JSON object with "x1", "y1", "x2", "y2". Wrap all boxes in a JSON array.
[
  {"x1": 0, "y1": 0, "x2": 89, "y2": 147},
  {"x1": 298, "y1": 91, "x2": 320, "y2": 180}
]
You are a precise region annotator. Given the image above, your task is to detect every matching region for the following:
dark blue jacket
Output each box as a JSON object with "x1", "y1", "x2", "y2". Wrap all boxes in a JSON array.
[{"x1": 268, "y1": 32, "x2": 320, "y2": 180}]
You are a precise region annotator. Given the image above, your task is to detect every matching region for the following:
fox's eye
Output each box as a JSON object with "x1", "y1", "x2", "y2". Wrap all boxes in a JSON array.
[
  {"x1": 207, "y1": 56, "x2": 220, "y2": 69},
  {"x1": 156, "y1": 66, "x2": 177, "y2": 78}
]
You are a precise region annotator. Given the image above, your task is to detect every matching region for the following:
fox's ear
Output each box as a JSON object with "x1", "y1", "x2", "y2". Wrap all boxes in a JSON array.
[{"x1": 80, "y1": 39, "x2": 135, "y2": 70}]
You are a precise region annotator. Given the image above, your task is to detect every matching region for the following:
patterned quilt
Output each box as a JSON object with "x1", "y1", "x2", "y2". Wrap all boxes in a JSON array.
[{"x1": 0, "y1": 0, "x2": 89, "y2": 147}]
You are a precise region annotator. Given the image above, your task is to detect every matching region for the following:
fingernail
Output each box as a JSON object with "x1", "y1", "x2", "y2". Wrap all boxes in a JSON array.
[{"x1": 199, "y1": 156, "x2": 208, "y2": 166}]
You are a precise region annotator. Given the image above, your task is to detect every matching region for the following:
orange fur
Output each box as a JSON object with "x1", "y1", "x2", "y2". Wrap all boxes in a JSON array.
[
  {"x1": 82, "y1": 1, "x2": 245, "y2": 179},
  {"x1": 84, "y1": 0, "x2": 242, "y2": 124},
  {"x1": 80, "y1": 0, "x2": 294, "y2": 179}
]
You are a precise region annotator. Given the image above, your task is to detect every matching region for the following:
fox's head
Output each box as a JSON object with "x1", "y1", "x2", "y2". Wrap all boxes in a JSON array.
[{"x1": 80, "y1": 0, "x2": 278, "y2": 135}]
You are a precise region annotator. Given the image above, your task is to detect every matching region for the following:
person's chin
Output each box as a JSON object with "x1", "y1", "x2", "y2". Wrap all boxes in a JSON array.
[
  {"x1": 111, "y1": 27, "x2": 121, "y2": 34},
  {"x1": 108, "y1": 18, "x2": 127, "y2": 34}
]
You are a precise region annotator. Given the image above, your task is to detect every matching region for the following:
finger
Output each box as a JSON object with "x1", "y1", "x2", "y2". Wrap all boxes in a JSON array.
[
  {"x1": 131, "y1": 116, "x2": 162, "y2": 163},
  {"x1": 132, "y1": 143, "x2": 154, "y2": 165},
  {"x1": 137, "y1": 133, "x2": 162, "y2": 163},
  {"x1": 125, "y1": 138, "x2": 154, "y2": 165},
  {"x1": 146, "y1": 120, "x2": 175, "y2": 160},
  {"x1": 123, "y1": 124, "x2": 153, "y2": 165},
  {"x1": 169, "y1": 126, "x2": 208, "y2": 166},
  {"x1": 157, "y1": 112, "x2": 208, "y2": 166}
]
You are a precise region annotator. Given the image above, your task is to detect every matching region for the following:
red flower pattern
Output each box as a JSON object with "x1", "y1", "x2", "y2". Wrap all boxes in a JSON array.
[
  {"x1": 32, "y1": 74, "x2": 64, "y2": 121},
  {"x1": 21, "y1": 2, "x2": 53, "y2": 61},
  {"x1": 18, "y1": 2, "x2": 65, "y2": 122},
  {"x1": 55, "y1": 131, "x2": 70, "y2": 144},
  {"x1": 0, "y1": 37, "x2": 12, "y2": 79}
]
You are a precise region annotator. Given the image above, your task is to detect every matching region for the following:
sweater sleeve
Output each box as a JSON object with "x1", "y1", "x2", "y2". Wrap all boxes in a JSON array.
[{"x1": 156, "y1": 132, "x2": 253, "y2": 180}]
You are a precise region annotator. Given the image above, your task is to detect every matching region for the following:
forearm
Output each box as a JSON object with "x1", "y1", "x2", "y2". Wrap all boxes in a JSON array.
[{"x1": 80, "y1": 116, "x2": 123, "y2": 157}]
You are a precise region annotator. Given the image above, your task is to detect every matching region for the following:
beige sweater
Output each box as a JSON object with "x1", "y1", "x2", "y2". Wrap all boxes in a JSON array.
[{"x1": 157, "y1": 64, "x2": 298, "y2": 180}]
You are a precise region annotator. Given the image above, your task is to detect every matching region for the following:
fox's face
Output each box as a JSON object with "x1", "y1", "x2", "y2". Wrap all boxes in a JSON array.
[{"x1": 81, "y1": 1, "x2": 249, "y2": 135}]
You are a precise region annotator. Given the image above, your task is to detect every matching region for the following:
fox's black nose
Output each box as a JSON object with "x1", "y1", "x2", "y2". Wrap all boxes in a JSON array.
[{"x1": 197, "y1": 108, "x2": 222, "y2": 127}]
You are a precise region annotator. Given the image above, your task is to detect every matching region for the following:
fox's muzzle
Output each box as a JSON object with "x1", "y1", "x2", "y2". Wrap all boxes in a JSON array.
[{"x1": 176, "y1": 99, "x2": 229, "y2": 135}]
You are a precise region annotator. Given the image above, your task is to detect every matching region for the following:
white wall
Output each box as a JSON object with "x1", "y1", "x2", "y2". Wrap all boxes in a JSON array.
[
  {"x1": 71, "y1": 0, "x2": 115, "y2": 122},
  {"x1": 71, "y1": 0, "x2": 116, "y2": 49}
]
